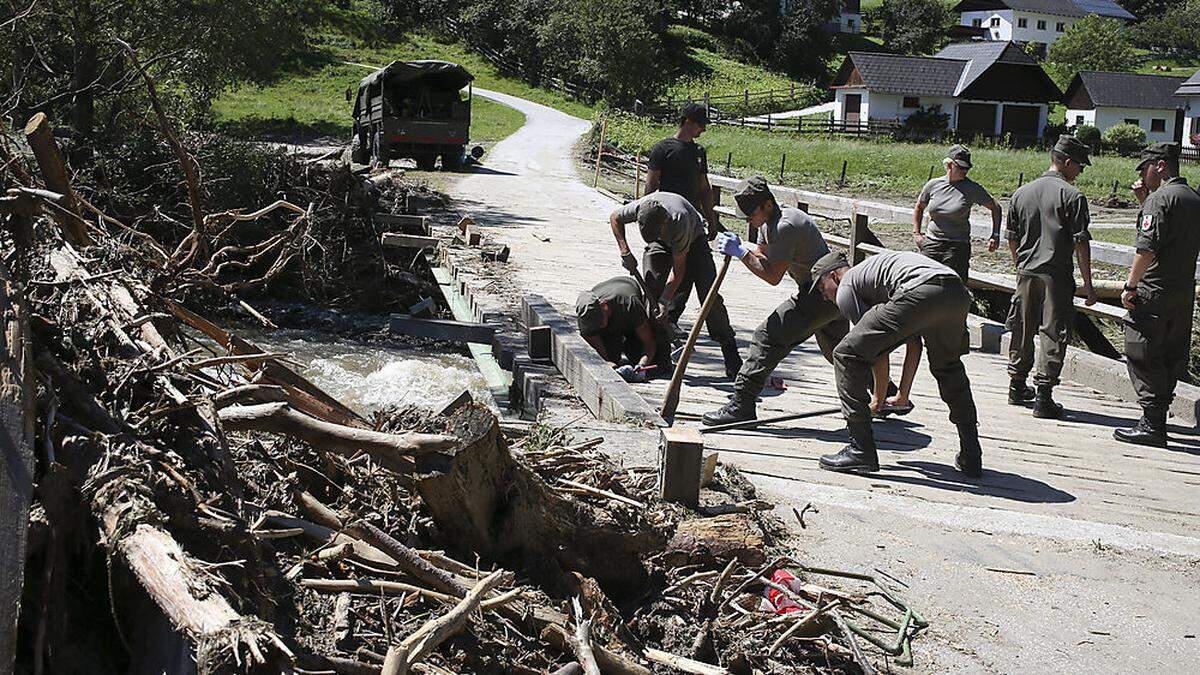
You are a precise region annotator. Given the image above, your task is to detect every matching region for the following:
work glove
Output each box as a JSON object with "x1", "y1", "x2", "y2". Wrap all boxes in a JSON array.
[
  {"x1": 615, "y1": 364, "x2": 646, "y2": 383},
  {"x1": 716, "y1": 232, "x2": 747, "y2": 259},
  {"x1": 620, "y1": 252, "x2": 639, "y2": 273}
]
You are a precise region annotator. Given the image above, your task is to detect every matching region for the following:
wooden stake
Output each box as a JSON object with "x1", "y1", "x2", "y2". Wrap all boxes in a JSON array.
[
  {"x1": 634, "y1": 152, "x2": 641, "y2": 198},
  {"x1": 659, "y1": 255, "x2": 732, "y2": 422},
  {"x1": 593, "y1": 119, "x2": 607, "y2": 188}
]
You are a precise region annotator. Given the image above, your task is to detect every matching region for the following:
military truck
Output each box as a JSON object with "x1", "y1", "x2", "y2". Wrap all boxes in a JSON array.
[{"x1": 348, "y1": 60, "x2": 473, "y2": 170}]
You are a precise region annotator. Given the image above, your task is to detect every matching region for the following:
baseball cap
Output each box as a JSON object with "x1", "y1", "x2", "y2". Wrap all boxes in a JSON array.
[
  {"x1": 575, "y1": 290, "x2": 605, "y2": 336},
  {"x1": 808, "y1": 251, "x2": 849, "y2": 294},
  {"x1": 679, "y1": 102, "x2": 710, "y2": 126},
  {"x1": 1136, "y1": 141, "x2": 1180, "y2": 171},
  {"x1": 1054, "y1": 134, "x2": 1091, "y2": 166},
  {"x1": 733, "y1": 176, "x2": 774, "y2": 218},
  {"x1": 946, "y1": 144, "x2": 972, "y2": 169},
  {"x1": 636, "y1": 200, "x2": 669, "y2": 242}
]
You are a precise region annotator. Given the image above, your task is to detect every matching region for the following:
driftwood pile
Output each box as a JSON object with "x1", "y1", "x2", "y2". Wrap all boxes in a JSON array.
[{"x1": 1, "y1": 74, "x2": 928, "y2": 675}]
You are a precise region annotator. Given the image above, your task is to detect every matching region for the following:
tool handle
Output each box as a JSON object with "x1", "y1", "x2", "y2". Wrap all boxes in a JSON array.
[{"x1": 660, "y1": 254, "x2": 732, "y2": 423}]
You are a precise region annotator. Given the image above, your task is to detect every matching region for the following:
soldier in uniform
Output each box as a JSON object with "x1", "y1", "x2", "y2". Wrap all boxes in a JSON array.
[
  {"x1": 810, "y1": 250, "x2": 983, "y2": 478},
  {"x1": 699, "y1": 177, "x2": 850, "y2": 424},
  {"x1": 576, "y1": 276, "x2": 671, "y2": 382},
  {"x1": 1005, "y1": 135, "x2": 1097, "y2": 418},
  {"x1": 1113, "y1": 142, "x2": 1200, "y2": 447},
  {"x1": 608, "y1": 192, "x2": 741, "y2": 377}
]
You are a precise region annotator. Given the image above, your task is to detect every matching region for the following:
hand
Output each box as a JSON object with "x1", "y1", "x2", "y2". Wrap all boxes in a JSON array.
[
  {"x1": 620, "y1": 251, "x2": 638, "y2": 273},
  {"x1": 715, "y1": 232, "x2": 747, "y2": 258},
  {"x1": 657, "y1": 301, "x2": 671, "y2": 321},
  {"x1": 1121, "y1": 289, "x2": 1138, "y2": 310},
  {"x1": 1132, "y1": 179, "x2": 1148, "y2": 204},
  {"x1": 1084, "y1": 286, "x2": 1098, "y2": 306},
  {"x1": 987, "y1": 235, "x2": 999, "y2": 252},
  {"x1": 912, "y1": 231, "x2": 925, "y2": 247},
  {"x1": 615, "y1": 364, "x2": 645, "y2": 383}
]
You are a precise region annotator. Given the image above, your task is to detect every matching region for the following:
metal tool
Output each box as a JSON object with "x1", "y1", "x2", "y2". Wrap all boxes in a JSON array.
[{"x1": 697, "y1": 406, "x2": 842, "y2": 434}]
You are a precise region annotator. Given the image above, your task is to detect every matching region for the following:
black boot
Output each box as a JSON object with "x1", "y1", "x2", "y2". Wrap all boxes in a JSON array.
[
  {"x1": 721, "y1": 342, "x2": 743, "y2": 380},
  {"x1": 1007, "y1": 379, "x2": 1035, "y2": 405},
  {"x1": 701, "y1": 395, "x2": 755, "y2": 426},
  {"x1": 955, "y1": 422, "x2": 983, "y2": 479},
  {"x1": 1032, "y1": 386, "x2": 1063, "y2": 419},
  {"x1": 1113, "y1": 410, "x2": 1168, "y2": 448},
  {"x1": 819, "y1": 423, "x2": 879, "y2": 474}
]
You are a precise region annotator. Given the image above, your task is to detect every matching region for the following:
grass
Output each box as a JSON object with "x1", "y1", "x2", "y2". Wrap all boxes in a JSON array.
[
  {"x1": 598, "y1": 111, "x2": 1200, "y2": 203},
  {"x1": 1089, "y1": 227, "x2": 1135, "y2": 246},
  {"x1": 664, "y1": 26, "x2": 821, "y2": 104}
]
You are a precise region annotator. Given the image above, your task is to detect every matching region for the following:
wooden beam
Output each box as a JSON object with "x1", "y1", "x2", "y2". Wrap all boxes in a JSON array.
[
  {"x1": 658, "y1": 427, "x2": 704, "y2": 506},
  {"x1": 374, "y1": 212, "x2": 431, "y2": 236},
  {"x1": 381, "y1": 232, "x2": 440, "y2": 249},
  {"x1": 23, "y1": 113, "x2": 89, "y2": 245},
  {"x1": 528, "y1": 325, "x2": 552, "y2": 361},
  {"x1": 389, "y1": 315, "x2": 496, "y2": 344}
]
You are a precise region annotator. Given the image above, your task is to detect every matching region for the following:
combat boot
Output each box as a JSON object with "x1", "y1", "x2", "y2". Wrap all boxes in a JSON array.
[
  {"x1": 701, "y1": 395, "x2": 755, "y2": 426},
  {"x1": 1007, "y1": 379, "x2": 1035, "y2": 405},
  {"x1": 721, "y1": 342, "x2": 743, "y2": 380},
  {"x1": 1113, "y1": 410, "x2": 1168, "y2": 448},
  {"x1": 1032, "y1": 386, "x2": 1063, "y2": 419},
  {"x1": 819, "y1": 422, "x2": 879, "y2": 474},
  {"x1": 955, "y1": 422, "x2": 983, "y2": 479}
]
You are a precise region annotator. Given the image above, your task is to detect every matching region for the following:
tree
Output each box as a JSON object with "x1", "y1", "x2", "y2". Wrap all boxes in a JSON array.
[
  {"x1": 1131, "y1": 0, "x2": 1200, "y2": 57},
  {"x1": 1045, "y1": 15, "x2": 1138, "y2": 87},
  {"x1": 1117, "y1": 0, "x2": 1174, "y2": 21},
  {"x1": 772, "y1": 0, "x2": 840, "y2": 80},
  {"x1": 865, "y1": 0, "x2": 955, "y2": 55}
]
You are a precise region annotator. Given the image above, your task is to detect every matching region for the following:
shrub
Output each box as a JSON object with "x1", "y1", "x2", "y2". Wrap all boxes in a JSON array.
[
  {"x1": 1045, "y1": 16, "x2": 1138, "y2": 87},
  {"x1": 894, "y1": 105, "x2": 950, "y2": 141},
  {"x1": 1074, "y1": 124, "x2": 1102, "y2": 148},
  {"x1": 1102, "y1": 123, "x2": 1147, "y2": 150}
]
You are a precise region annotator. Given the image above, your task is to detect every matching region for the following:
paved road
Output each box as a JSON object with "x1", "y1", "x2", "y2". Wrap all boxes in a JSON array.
[{"x1": 446, "y1": 89, "x2": 1200, "y2": 673}]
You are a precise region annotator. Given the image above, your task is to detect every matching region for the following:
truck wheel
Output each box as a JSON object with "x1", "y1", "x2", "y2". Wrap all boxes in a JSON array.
[
  {"x1": 442, "y1": 147, "x2": 465, "y2": 172},
  {"x1": 350, "y1": 133, "x2": 368, "y2": 165},
  {"x1": 416, "y1": 153, "x2": 437, "y2": 171}
]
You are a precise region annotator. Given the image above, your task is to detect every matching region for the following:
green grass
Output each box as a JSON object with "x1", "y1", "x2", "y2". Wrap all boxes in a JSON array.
[
  {"x1": 598, "y1": 110, "x2": 1200, "y2": 203},
  {"x1": 1089, "y1": 227, "x2": 1135, "y2": 246},
  {"x1": 663, "y1": 26, "x2": 820, "y2": 104}
]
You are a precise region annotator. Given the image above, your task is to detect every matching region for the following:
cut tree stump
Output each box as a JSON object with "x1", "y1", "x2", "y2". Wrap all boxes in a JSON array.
[{"x1": 663, "y1": 514, "x2": 766, "y2": 568}]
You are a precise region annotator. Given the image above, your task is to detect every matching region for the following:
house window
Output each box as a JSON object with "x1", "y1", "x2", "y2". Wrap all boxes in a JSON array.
[
  {"x1": 1125, "y1": 119, "x2": 1140, "y2": 126},
  {"x1": 1017, "y1": 18, "x2": 1027, "y2": 28},
  {"x1": 1056, "y1": 22, "x2": 1065, "y2": 32},
  {"x1": 972, "y1": 18, "x2": 982, "y2": 27},
  {"x1": 903, "y1": 96, "x2": 920, "y2": 108},
  {"x1": 1075, "y1": 115, "x2": 1085, "y2": 125},
  {"x1": 1037, "y1": 19, "x2": 1046, "y2": 30},
  {"x1": 1151, "y1": 118, "x2": 1166, "y2": 132},
  {"x1": 990, "y1": 17, "x2": 1000, "y2": 27},
  {"x1": 847, "y1": 19, "x2": 855, "y2": 30}
]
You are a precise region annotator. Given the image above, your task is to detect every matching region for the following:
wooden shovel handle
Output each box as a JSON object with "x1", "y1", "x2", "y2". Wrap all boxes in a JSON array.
[{"x1": 659, "y1": 254, "x2": 732, "y2": 423}]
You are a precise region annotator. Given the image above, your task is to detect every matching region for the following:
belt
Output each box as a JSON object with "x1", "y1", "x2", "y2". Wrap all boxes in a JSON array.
[{"x1": 923, "y1": 274, "x2": 962, "y2": 287}]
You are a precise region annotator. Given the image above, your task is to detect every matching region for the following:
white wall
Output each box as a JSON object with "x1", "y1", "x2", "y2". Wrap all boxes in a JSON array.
[
  {"x1": 960, "y1": 10, "x2": 1013, "y2": 40},
  {"x1": 960, "y1": 9, "x2": 1087, "y2": 50},
  {"x1": 834, "y1": 90, "x2": 956, "y2": 124},
  {"x1": 1066, "y1": 106, "x2": 1180, "y2": 142}
]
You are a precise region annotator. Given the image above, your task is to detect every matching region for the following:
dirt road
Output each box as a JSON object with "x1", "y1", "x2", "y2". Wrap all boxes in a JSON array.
[{"x1": 444, "y1": 89, "x2": 1200, "y2": 673}]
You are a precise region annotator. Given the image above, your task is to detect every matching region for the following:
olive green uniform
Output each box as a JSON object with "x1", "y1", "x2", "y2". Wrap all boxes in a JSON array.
[
  {"x1": 732, "y1": 207, "x2": 848, "y2": 403},
  {"x1": 917, "y1": 176, "x2": 993, "y2": 280},
  {"x1": 1124, "y1": 177, "x2": 1200, "y2": 417},
  {"x1": 576, "y1": 276, "x2": 670, "y2": 370},
  {"x1": 1004, "y1": 170, "x2": 1091, "y2": 387}
]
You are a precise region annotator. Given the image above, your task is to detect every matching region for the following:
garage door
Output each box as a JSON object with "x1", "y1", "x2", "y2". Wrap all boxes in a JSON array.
[
  {"x1": 1001, "y1": 105, "x2": 1040, "y2": 146},
  {"x1": 957, "y1": 103, "x2": 996, "y2": 138}
]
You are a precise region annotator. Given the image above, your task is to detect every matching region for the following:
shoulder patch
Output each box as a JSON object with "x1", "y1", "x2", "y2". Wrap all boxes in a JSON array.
[{"x1": 1139, "y1": 213, "x2": 1156, "y2": 232}]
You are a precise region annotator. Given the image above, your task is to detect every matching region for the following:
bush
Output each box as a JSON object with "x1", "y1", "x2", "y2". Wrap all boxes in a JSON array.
[
  {"x1": 1074, "y1": 124, "x2": 1102, "y2": 148},
  {"x1": 1045, "y1": 16, "x2": 1138, "y2": 87},
  {"x1": 894, "y1": 105, "x2": 950, "y2": 141},
  {"x1": 1102, "y1": 123, "x2": 1147, "y2": 148}
]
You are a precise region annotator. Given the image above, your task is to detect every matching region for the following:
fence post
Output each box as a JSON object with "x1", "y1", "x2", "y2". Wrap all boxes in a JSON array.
[
  {"x1": 593, "y1": 118, "x2": 607, "y2": 188},
  {"x1": 779, "y1": 154, "x2": 786, "y2": 183},
  {"x1": 712, "y1": 185, "x2": 721, "y2": 206},
  {"x1": 790, "y1": 81, "x2": 795, "y2": 97},
  {"x1": 726, "y1": 151, "x2": 732, "y2": 176},
  {"x1": 928, "y1": 165, "x2": 935, "y2": 181},
  {"x1": 634, "y1": 152, "x2": 641, "y2": 198},
  {"x1": 797, "y1": 201, "x2": 808, "y2": 213},
  {"x1": 744, "y1": 89, "x2": 749, "y2": 106},
  {"x1": 1111, "y1": 179, "x2": 1119, "y2": 196},
  {"x1": 839, "y1": 159, "x2": 848, "y2": 188},
  {"x1": 766, "y1": 113, "x2": 771, "y2": 131},
  {"x1": 1017, "y1": 171, "x2": 1024, "y2": 189},
  {"x1": 849, "y1": 212, "x2": 869, "y2": 266}
]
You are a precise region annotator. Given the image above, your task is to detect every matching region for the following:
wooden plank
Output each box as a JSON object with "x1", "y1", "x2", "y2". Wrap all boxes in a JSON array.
[
  {"x1": 659, "y1": 427, "x2": 704, "y2": 506},
  {"x1": 373, "y1": 212, "x2": 430, "y2": 235},
  {"x1": 381, "y1": 232, "x2": 440, "y2": 249},
  {"x1": 0, "y1": 259, "x2": 34, "y2": 672},
  {"x1": 528, "y1": 325, "x2": 552, "y2": 361},
  {"x1": 428, "y1": 263, "x2": 511, "y2": 403},
  {"x1": 389, "y1": 315, "x2": 496, "y2": 344},
  {"x1": 521, "y1": 294, "x2": 666, "y2": 426}
]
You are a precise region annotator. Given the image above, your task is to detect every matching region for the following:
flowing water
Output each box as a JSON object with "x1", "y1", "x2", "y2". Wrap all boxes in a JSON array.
[{"x1": 242, "y1": 328, "x2": 493, "y2": 415}]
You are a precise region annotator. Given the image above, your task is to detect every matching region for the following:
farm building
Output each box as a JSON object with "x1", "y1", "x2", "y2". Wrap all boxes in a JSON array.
[
  {"x1": 1063, "y1": 71, "x2": 1187, "y2": 144},
  {"x1": 953, "y1": 0, "x2": 1136, "y2": 57},
  {"x1": 1176, "y1": 70, "x2": 1200, "y2": 149},
  {"x1": 830, "y1": 41, "x2": 1061, "y2": 142}
]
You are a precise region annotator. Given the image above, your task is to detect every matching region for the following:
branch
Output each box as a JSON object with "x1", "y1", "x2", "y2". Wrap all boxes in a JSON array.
[{"x1": 382, "y1": 570, "x2": 506, "y2": 675}]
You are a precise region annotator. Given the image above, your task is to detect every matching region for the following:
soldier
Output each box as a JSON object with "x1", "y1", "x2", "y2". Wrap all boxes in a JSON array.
[
  {"x1": 1005, "y1": 135, "x2": 1097, "y2": 418},
  {"x1": 645, "y1": 102, "x2": 723, "y2": 335},
  {"x1": 1113, "y1": 142, "x2": 1200, "y2": 447},
  {"x1": 810, "y1": 250, "x2": 983, "y2": 477},
  {"x1": 576, "y1": 276, "x2": 670, "y2": 382},
  {"x1": 609, "y1": 192, "x2": 741, "y2": 377},
  {"x1": 700, "y1": 177, "x2": 850, "y2": 424}
]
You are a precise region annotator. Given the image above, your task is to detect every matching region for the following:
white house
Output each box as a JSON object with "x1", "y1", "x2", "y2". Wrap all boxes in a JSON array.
[
  {"x1": 830, "y1": 42, "x2": 1061, "y2": 142},
  {"x1": 1063, "y1": 71, "x2": 1187, "y2": 143},
  {"x1": 952, "y1": 0, "x2": 1136, "y2": 57},
  {"x1": 1175, "y1": 71, "x2": 1200, "y2": 149}
]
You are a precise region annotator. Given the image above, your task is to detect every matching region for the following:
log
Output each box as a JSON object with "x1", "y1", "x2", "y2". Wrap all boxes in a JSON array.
[
  {"x1": 0, "y1": 259, "x2": 35, "y2": 672},
  {"x1": 383, "y1": 569, "x2": 506, "y2": 674},
  {"x1": 23, "y1": 113, "x2": 89, "y2": 245},
  {"x1": 388, "y1": 315, "x2": 496, "y2": 344},
  {"x1": 664, "y1": 514, "x2": 767, "y2": 568},
  {"x1": 217, "y1": 402, "x2": 455, "y2": 473}
]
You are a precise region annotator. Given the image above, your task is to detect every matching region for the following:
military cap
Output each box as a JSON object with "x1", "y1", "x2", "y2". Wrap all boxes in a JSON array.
[
  {"x1": 946, "y1": 144, "x2": 972, "y2": 169},
  {"x1": 575, "y1": 290, "x2": 605, "y2": 336},
  {"x1": 732, "y1": 175, "x2": 775, "y2": 218},
  {"x1": 1136, "y1": 142, "x2": 1180, "y2": 171},
  {"x1": 1054, "y1": 134, "x2": 1091, "y2": 166},
  {"x1": 808, "y1": 251, "x2": 850, "y2": 294},
  {"x1": 679, "y1": 102, "x2": 710, "y2": 126}
]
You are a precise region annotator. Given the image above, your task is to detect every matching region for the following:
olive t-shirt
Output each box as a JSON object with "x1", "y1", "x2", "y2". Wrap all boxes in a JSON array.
[
  {"x1": 836, "y1": 251, "x2": 957, "y2": 323},
  {"x1": 1134, "y1": 177, "x2": 1200, "y2": 298},
  {"x1": 758, "y1": 207, "x2": 830, "y2": 289},
  {"x1": 1005, "y1": 170, "x2": 1091, "y2": 277},
  {"x1": 612, "y1": 192, "x2": 704, "y2": 254},
  {"x1": 582, "y1": 277, "x2": 648, "y2": 336},
  {"x1": 646, "y1": 137, "x2": 708, "y2": 211},
  {"x1": 918, "y1": 177, "x2": 993, "y2": 242}
]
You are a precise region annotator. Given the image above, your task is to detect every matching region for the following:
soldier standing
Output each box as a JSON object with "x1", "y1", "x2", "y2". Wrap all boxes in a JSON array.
[
  {"x1": 700, "y1": 177, "x2": 849, "y2": 424},
  {"x1": 1005, "y1": 135, "x2": 1097, "y2": 418},
  {"x1": 1113, "y1": 142, "x2": 1200, "y2": 447}
]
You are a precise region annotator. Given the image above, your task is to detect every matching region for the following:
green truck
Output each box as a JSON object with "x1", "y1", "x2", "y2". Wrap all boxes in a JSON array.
[{"x1": 349, "y1": 60, "x2": 474, "y2": 170}]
